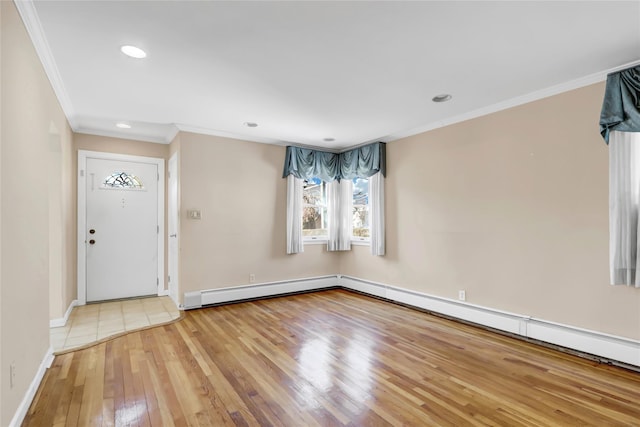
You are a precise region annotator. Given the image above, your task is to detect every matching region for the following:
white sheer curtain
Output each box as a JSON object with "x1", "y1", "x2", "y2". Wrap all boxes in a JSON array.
[
  {"x1": 286, "y1": 175, "x2": 304, "y2": 254},
  {"x1": 327, "y1": 179, "x2": 353, "y2": 251},
  {"x1": 609, "y1": 131, "x2": 640, "y2": 287},
  {"x1": 370, "y1": 172, "x2": 385, "y2": 256}
]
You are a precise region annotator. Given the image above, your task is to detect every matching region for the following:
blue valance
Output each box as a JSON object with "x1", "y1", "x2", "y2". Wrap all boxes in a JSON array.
[
  {"x1": 600, "y1": 65, "x2": 640, "y2": 143},
  {"x1": 282, "y1": 142, "x2": 386, "y2": 181}
]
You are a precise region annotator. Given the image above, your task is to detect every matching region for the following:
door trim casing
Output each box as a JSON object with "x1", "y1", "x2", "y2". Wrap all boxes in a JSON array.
[
  {"x1": 77, "y1": 150, "x2": 165, "y2": 305},
  {"x1": 167, "y1": 152, "x2": 179, "y2": 306}
]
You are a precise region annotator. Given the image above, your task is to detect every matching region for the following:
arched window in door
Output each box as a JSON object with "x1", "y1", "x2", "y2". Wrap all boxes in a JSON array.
[{"x1": 102, "y1": 172, "x2": 143, "y2": 189}]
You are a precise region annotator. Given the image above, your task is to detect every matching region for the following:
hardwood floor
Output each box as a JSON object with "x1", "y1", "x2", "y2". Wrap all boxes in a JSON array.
[{"x1": 24, "y1": 289, "x2": 640, "y2": 426}]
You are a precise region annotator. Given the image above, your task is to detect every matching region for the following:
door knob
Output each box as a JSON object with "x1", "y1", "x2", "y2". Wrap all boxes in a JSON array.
[
  {"x1": 89, "y1": 229, "x2": 96, "y2": 234},
  {"x1": 89, "y1": 239, "x2": 96, "y2": 245}
]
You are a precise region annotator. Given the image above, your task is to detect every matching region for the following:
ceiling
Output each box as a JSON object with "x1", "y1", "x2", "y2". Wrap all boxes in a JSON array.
[{"x1": 19, "y1": 1, "x2": 640, "y2": 150}]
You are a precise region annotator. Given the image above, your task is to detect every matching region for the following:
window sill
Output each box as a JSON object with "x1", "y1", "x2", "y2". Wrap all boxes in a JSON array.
[
  {"x1": 303, "y1": 238, "x2": 370, "y2": 246},
  {"x1": 351, "y1": 239, "x2": 370, "y2": 246},
  {"x1": 304, "y1": 238, "x2": 328, "y2": 245}
]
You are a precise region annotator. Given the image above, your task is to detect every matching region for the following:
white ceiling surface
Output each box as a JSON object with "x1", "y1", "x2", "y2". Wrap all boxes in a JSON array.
[{"x1": 24, "y1": 1, "x2": 640, "y2": 149}]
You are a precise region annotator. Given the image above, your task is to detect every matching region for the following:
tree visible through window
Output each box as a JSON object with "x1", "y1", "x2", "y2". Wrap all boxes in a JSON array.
[
  {"x1": 302, "y1": 178, "x2": 328, "y2": 239},
  {"x1": 352, "y1": 177, "x2": 370, "y2": 238}
]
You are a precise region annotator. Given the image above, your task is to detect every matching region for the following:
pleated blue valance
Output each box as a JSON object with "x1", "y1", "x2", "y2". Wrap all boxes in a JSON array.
[
  {"x1": 282, "y1": 142, "x2": 386, "y2": 181},
  {"x1": 600, "y1": 65, "x2": 640, "y2": 143}
]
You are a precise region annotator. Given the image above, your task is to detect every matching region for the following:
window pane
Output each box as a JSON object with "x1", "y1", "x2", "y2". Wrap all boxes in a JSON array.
[
  {"x1": 353, "y1": 206, "x2": 370, "y2": 237},
  {"x1": 352, "y1": 178, "x2": 370, "y2": 238},
  {"x1": 303, "y1": 178, "x2": 328, "y2": 238},
  {"x1": 103, "y1": 172, "x2": 143, "y2": 189},
  {"x1": 303, "y1": 178, "x2": 325, "y2": 207},
  {"x1": 303, "y1": 206, "x2": 328, "y2": 237},
  {"x1": 352, "y1": 178, "x2": 368, "y2": 205}
]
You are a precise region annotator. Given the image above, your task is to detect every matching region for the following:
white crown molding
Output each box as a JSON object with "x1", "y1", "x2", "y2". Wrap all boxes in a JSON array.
[
  {"x1": 74, "y1": 128, "x2": 171, "y2": 145},
  {"x1": 175, "y1": 123, "x2": 285, "y2": 146},
  {"x1": 164, "y1": 125, "x2": 180, "y2": 144},
  {"x1": 388, "y1": 59, "x2": 640, "y2": 143},
  {"x1": 15, "y1": 0, "x2": 640, "y2": 150},
  {"x1": 14, "y1": 0, "x2": 78, "y2": 130}
]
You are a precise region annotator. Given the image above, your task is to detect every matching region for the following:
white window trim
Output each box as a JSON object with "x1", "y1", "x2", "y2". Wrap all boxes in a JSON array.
[
  {"x1": 351, "y1": 237, "x2": 370, "y2": 246},
  {"x1": 351, "y1": 177, "x2": 371, "y2": 245},
  {"x1": 302, "y1": 179, "x2": 329, "y2": 242},
  {"x1": 300, "y1": 177, "x2": 373, "y2": 247},
  {"x1": 304, "y1": 237, "x2": 329, "y2": 244}
]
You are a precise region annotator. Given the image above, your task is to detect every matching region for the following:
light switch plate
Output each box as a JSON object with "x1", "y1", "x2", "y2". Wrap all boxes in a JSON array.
[{"x1": 187, "y1": 209, "x2": 201, "y2": 220}]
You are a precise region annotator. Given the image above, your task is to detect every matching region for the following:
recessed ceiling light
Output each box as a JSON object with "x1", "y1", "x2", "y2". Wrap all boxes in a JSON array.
[
  {"x1": 120, "y1": 45, "x2": 147, "y2": 59},
  {"x1": 432, "y1": 94, "x2": 452, "y2": 103},
  {"x1": 116, "y1": 122, "x2": 132, "y2": 129},
  {"x1": 244, "y1": 122, "x2": 258, "y2": 128},
  {"x1": 323, "y1": 138, "x2": 335, "y2": 142}
]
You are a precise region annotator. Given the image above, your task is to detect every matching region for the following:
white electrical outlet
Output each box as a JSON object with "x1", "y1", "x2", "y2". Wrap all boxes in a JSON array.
[
  {"x1": 249, "y1": 274, "x2": 255, "y2": 283},
  {"x1": 10, "y1": 362, "x2": 16, "y2": 389},
  {"x1": 458, "y1": 290, "x2": 466, "y2": 301}
]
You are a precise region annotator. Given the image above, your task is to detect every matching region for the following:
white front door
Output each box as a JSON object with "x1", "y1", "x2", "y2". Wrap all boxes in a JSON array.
[{"x1": 85, "y1": 156, "x2": 159, "y2": 302}]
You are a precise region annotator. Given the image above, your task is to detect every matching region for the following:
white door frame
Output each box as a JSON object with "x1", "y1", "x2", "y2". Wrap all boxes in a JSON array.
[
  {"x1": 167, "y1": 152, "x2": 179, "y2": 306},
  {"x1": 77, "y1": 150, "x2": 165, "y2": 305}
]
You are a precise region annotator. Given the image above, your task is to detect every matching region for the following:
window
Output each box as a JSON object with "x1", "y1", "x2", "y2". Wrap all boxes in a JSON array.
[
  {"x1": 302, "y1": 178, "x2": 328, "y2": 240},
  {"x1": 352, "y1": 177, "x2": 370, "y2": 240},
  {"x1": 609, "y1": 131, "x2": 640, "y2": 286},
  {"x1": 300, "y1": 177, "x2": 370, "y2": 243},
  {"x1": 102, "y1": 172, "x2": 143, "y2": 189}
]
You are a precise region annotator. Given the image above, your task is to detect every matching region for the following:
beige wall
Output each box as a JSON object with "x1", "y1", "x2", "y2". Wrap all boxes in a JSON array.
[
  {"x1": 74, "y1": 133, "x2": 170, "y2": 159},
  {"x1": 48, "y1": 122, "x2": 74, "y2": 324},
  {"x1": 0, "y1": 2, "x2": 73, "y2": 424},
  {"x1": 177, "y1": 132, "x2": 339, "y2": 299},
  {"x1": 3, "y1": 1, "x2": 637, "y2": 420},
  {"x1": 340, "y1": 83, "x2": 640, "y2": 341},
  {"x1": 0, "y1": 0, "x2": 4, "y2": 410}
]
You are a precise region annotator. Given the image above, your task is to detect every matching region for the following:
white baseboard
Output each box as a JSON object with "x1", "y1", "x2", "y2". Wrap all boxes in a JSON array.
[
  {"x1": 49, "y1": 299, "x2": 78, "y2": 328},
  {"x1": 158, "y1": 289, "x2": 170, "y2": 297},
  {"x1": 9, "y1": 347, "x2": 54, "y2": 427},
  {"x1": 184, "y1": 276, "x2": 338, "y2": 309},
  {"x1": 339, "y1": 276, "x2": 640, "y2": 367},
  {"x1": 182, "y1": 275, "x2": 639, "y2": 367},
  {"x1": 525, "y1": 319, "x2": 640, "y2": 367}
]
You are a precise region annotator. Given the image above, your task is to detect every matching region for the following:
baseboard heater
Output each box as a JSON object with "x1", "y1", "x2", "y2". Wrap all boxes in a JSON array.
[
  {"x1": 183, "y1": 276, "x2": 339, "y2": 308},
  {"x1": 182, "y1": 275, "x2": 640, "y2": 369}
]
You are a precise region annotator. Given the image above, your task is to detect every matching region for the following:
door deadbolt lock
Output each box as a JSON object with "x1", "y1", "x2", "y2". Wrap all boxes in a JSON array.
[{"x1": 89, "y1": 229, "x2": 96, "y2": 234}]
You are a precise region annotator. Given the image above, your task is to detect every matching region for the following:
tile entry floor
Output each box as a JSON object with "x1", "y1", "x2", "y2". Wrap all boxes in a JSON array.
[{"x1": 50, "y1": 296, "x2": 181, "y2": 353}]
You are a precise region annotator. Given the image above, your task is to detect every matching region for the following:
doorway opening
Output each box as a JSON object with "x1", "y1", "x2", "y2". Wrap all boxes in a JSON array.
[{"x1": 77, "y1": 151, "x2": 165, "y2": 304}]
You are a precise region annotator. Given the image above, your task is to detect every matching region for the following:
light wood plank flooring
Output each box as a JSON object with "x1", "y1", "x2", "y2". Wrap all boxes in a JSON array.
[{"x1": 25, "y1": 289, "x2": 640, "y2": 426}]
